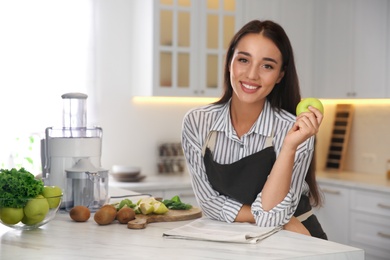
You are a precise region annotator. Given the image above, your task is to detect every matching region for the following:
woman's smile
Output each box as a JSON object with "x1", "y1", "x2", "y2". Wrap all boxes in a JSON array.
[{"x1": 241, "y1": 81, "x2": 260, "y2": 93}]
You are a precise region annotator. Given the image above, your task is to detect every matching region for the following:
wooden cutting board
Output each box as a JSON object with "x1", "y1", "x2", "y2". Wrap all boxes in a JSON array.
[{"x1": 127, "y1": 207, "x2": 202, "y2": 229}]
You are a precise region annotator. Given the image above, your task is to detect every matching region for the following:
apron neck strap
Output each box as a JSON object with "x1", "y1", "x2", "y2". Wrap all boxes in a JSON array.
[{"x1": 202, "y1": 131, "x2": 217, "y2": 156}]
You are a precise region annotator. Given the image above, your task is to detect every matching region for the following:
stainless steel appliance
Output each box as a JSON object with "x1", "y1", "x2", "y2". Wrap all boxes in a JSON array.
[{"x1": 41, "y1": 93, "x2": 108, "y2": 209}]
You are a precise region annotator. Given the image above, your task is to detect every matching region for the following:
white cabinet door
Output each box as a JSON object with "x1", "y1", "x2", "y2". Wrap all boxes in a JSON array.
[
  {"x1": 313, "y1": 0, "x2": 389, "y2": 98},
  {"x1": 313, "y1": 183, "x2": 350, "y2": 244},
  {"x1": 133, "y1": 0, "x2": 242, "y2": 97},
  {"x1": 312, "y1": 0, "x2": 355, "y2": 98},
  {"x1": 352, "y1": 0, "x2": 388, "y2": 98}
]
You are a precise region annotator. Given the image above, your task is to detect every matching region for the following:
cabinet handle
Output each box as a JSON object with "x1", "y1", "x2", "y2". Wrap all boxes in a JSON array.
[
  {"x1": 321, "y1": 188, "x2": 341, "y2": 195},
  {"x1": 378, "y1": 232, "x2": 390, "y2": 239},
  {"x1": 377, "y1": 203, "x2": 390, "y2": 210}
]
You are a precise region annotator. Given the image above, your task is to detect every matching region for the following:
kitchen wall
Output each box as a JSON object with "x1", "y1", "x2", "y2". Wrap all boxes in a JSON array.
[
  {"x1": 316, "y1": 102, "x2": 390, "y2": 175},
  {"x1": 95, "y1": 1, "x2": 390, "y2": 177}
]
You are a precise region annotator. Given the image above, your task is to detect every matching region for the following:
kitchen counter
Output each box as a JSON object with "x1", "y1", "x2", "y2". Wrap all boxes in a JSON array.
[
  {"x1": 0, "y1": 187, "x2": 363, "y2": 260},
  {"x1": 316, "y1": 170, "x2": 390, "y2": 193}
]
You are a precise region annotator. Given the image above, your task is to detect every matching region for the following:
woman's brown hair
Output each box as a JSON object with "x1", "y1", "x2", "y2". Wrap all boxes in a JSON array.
[{"x1": 215, "y1": 20, "x2": 322, "y2": 207}]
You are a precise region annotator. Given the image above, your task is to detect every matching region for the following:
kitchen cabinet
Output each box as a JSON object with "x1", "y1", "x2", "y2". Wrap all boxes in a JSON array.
[
  {"x1": 312, "y1": 0, "x2": 389, "y2": 98},
  {"x1": 349, "y1": 189, "x2": 390, "y2": 260},
  {"x1": 314, "y1": 183, "x2": 350, "y2": 244},
  {"x1": 132, "y1": 0, "x2": 243, "y2": 97},
  {"x1": 314, "y1": 174, "x2": 390, "y2": 260}
]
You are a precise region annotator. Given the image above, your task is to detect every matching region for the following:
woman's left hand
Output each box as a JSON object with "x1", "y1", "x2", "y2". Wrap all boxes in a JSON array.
[{"x1": 284, "y1": 106, "x2": 323, "y2": 149}]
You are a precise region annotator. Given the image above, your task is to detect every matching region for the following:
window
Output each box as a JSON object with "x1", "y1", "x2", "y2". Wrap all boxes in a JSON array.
[{"x1": 0, "y1": 0, "x2": 94, "y2": 174}]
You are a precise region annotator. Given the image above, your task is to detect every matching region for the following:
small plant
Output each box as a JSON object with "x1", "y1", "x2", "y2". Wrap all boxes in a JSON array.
[{"x1": 1, "y1": 134, "x2": 42, "y2": 175}]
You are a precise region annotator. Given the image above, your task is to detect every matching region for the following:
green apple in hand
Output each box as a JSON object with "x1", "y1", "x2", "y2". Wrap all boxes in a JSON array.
[
  {"x1": 296, "y1": 98, "x2": 324, "y2": 116},
  {"x1": 22, "y1": 195, "x2": 50, "y2": 225},
  {"x1": 42, "y1": 186, "x2": 62, "y2": 209},
  {"x1": 0, "y1": 207, "x2": 24, "y2": 225}
]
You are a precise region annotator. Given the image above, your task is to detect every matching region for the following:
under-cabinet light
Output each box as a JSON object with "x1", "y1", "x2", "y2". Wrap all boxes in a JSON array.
[
  {"x1": 133, "y1": 96, "x2": 390, "y2": 106},
  {"x1": 132, "y1": 96, "x2": 218, "y2": 105},
  {"x1": 319, "y1": 99, "x2": 390, "y2": 105}
]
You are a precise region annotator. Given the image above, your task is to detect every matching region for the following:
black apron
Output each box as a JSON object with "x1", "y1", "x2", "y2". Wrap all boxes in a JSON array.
[{"x1": 202, "y1": 131, "x2": 327, "y2": 240}]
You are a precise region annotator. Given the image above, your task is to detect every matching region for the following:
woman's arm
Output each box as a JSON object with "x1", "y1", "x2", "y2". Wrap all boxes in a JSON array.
[{"x1": 235, "y1": 205, "x2": 311, "y2": 236}]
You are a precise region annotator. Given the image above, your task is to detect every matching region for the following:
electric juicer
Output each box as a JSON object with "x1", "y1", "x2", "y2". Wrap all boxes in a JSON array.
[{"x1": 41, "y1": 93, "x2": 108, "y2": 210}]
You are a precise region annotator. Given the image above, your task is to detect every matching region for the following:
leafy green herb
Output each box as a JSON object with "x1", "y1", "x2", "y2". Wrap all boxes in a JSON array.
[
  {"x1": 111, "y1": 198, "x2": 138, "y2": 211},
  {"x1": 0, "y1": 168, "x2": 44, "y2": 208},
  {"x1": 162, "y1": 195, "x2": 192, "y2": 210},
  {"x1": 118, "y1": 199, "x2": 137, "y2": 210}
]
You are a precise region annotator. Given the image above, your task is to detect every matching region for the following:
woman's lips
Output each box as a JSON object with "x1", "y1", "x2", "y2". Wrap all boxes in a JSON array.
[{"x1": 241, "y1": 82, "x2": 260, "y2": 93}]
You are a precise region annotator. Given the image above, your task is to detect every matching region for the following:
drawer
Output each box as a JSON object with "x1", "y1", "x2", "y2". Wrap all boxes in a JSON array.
[
  {"x1": 350, "y1": 189, "x2": 390, "y2": 217},
  {"x1": 350, "y1": 211, "x2": 390, "y2": 254},
  {"x1": 350, "y1": 241, "x2": 390, "y2": 260}
]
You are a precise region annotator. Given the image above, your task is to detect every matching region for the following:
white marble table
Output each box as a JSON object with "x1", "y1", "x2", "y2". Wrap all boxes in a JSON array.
[{"x1": 0, "y1": 188, "x2": 364, "y2": 260}]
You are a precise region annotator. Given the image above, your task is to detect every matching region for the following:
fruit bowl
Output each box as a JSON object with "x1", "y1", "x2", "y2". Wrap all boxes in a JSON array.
[{"x1": 0, "y1": 195, "x2": 63, "y2": 230}]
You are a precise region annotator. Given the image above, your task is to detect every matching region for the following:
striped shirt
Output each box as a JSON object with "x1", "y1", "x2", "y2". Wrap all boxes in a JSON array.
[{"x1": 181, "y1": 99, "x2": 315, "y2": 227}]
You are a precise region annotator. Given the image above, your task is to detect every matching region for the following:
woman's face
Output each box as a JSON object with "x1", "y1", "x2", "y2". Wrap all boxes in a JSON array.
[{"x1": 230, "y1": 33, "x2": 284, "y2": 105}]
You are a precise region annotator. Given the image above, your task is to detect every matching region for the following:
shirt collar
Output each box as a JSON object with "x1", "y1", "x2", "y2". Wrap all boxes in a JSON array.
[{"x1": 210, "y1": 99, "x2": 274, "y2": 138}]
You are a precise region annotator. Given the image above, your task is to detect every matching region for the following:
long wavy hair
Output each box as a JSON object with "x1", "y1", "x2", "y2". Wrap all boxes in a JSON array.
[{"x1": 215, "y1": 20, "x2": 322, "y2": 207}]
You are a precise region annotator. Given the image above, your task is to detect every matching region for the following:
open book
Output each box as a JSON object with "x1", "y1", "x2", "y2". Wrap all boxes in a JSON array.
[{"x1": 163, "y1": 218, "x2": 281, "y2": 244}]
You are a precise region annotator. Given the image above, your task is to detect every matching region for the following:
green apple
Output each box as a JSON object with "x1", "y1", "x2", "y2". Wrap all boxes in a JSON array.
[
  {"x1": 139, "y1": 202, "x2": 154, "y2": 215},
  {"x1": 0, "y1": 207, "x2": 24, "y2": 225},
  {"x1": 23, "y1": 195, "x2": 50, "y2": 225},
  {"x1": 296, "y1": 97, "x2": 324, "y2": 116},
  {"x1": 42, "y1": 186, "x2": 62, "y2": 209},
  {"x1": 153, "y1": 202, "x2": 168, "y2": 214}
]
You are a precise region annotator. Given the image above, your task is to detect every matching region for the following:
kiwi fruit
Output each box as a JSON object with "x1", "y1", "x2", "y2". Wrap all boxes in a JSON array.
[
  {"x1": 116, "y1": 206, "x2": 136, "y2": 224},
  {"x1": 69, "y1": 205, "x2": 91, "y2": 222},
  {"x1": 94, "y1": 204, "x2": 117, "y2": 225}
]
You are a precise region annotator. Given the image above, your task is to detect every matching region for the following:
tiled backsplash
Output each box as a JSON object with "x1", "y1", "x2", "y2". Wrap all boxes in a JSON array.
[{"x1": 316, "y1": 102, "x2": 390, "y2": 175}]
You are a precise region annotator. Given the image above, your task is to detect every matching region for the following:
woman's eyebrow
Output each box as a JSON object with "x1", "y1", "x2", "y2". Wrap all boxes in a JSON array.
[
  {"x1": 237, "y1": 51, "x2": 278, "y2": 64},
  {"x1": 263, "y1": 57, "x2": 278, "y2": 64}
]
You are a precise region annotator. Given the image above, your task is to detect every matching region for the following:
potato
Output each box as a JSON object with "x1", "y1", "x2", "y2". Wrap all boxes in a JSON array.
[
  {"x1": 116, "y1": 206, "x2": 136, "y2": 224},
  {"x1": 69, "y1": 205, "x2": 91, "y2": 222},
  {"x1": 94, "y1": 204, "x2": 117, "y2": 225}
]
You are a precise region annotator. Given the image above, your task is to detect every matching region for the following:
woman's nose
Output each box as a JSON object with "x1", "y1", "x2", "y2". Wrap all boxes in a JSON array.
[{"x1": 246, "y1": 65, "x2": 259, "y2": 80}]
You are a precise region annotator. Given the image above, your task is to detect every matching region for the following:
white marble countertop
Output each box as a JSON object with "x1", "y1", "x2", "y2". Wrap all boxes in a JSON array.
[
  {"x1": 0, "y1": 187, "x2": 364, "y2": 260},
  {"x1": 316, "y1": 170, "x2": 390, "y2": 193}
]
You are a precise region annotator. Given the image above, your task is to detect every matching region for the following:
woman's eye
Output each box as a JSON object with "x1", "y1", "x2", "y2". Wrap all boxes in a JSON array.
[
  {"x1": 262, "y1": 64, "x2": 274, "y2": 70},
  {"x1": 238, "y1": 58, "x2": 248, "y2": 63}
]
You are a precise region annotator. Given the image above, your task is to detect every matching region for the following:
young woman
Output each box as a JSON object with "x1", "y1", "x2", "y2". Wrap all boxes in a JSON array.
[{"x1": 181, "y1": 20, "x2": 327, "y2": 239}]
